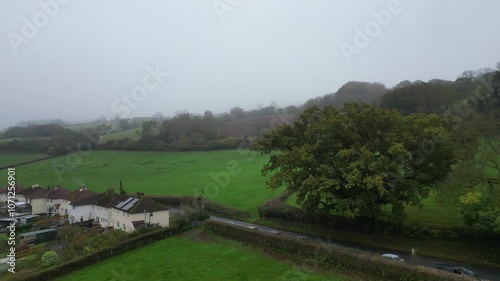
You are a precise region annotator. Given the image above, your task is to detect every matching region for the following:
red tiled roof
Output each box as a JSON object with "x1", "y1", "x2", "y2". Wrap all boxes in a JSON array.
[
  {"x1": 45, "y1": 187, "x2": 70, "y2": 199},
  {"x1": 18, "y1": 186, "x2": 49, "y2": 199},
  {"x1": 0, "y1": 185, "x2": 25, "y2": 194},
  {"x1": 71, "y1": 191, "x2": 169, "y2": 214},
  {"x1": 128, "y1": 197, "x2": 170, "y2": 214},
  {"x1": 63, "y1": 188, "x2": 97, "y2": 202}
]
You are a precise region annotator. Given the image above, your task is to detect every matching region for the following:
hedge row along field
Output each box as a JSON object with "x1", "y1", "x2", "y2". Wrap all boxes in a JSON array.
[
  {"x1": 148, "y1": 195, "x2": 251, "y2": 220},
  {"x1": 259, "y1": 191, "x2": 500, "y2": 240},
  {"x1": 203, "y1": 220, "x2": 473, "y2": 281},
  {"x1": 11, "y1": 150, "x2": 283, "y2": 218},
  {"x1": 3, "y1": 220, "x2": 191, "y2": 281}
]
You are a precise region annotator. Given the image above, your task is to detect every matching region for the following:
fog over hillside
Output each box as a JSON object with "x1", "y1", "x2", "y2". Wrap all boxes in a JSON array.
[{"x1": 1, "y1": 0, "x2": 499, "y2": 130}]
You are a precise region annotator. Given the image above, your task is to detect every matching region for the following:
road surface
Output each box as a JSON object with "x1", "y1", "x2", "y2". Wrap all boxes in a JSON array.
[{"x1": 209, "y1": 215, "x2": 500, "y2": 281}]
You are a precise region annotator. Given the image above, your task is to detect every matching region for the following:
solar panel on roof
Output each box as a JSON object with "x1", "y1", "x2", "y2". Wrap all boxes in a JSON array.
[
  {"x1": 115, "y1": 197, "x2": 133, "y2": 208},
  {"x1": 122, "y1": 198, "x2": 139, "y2": 211}
]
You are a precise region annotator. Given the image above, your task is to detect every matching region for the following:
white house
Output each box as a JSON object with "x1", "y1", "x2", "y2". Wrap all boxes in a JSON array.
[
  {"x1": 68, "y1": 203, "x2": 94, "y2": 224},
  {"x1": 70, "y1": 188, "x2": 169, "y2": 232},
  {"x1": 59, "y1": 185, "x2": 96, "y2": 217},
  {"x1": 0, "y1": 185, "x2": 25, "y2": 205},
  {"x1": 44, "y1": 186, "x2": 70, "y2": 215},
  {"x1": 17, "y1": 185, "x2": 49, "y2": 215}
]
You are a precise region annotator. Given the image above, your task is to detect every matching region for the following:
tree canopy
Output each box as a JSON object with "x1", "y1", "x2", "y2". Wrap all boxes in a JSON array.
[{"x1": 253, "y1": 103, "x2": 455, "y2": 218}]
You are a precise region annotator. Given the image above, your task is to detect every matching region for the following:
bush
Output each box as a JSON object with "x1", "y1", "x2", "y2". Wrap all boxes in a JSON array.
[
  {"x1": 41, "y1": 251, "x2": 59, "y2": 268},
  {"x1": 16, "y1": 244, "x2": 30, "y2": 252},
  {"x1": 459, "y1": 193, "x2": 500, "y2": 234}
]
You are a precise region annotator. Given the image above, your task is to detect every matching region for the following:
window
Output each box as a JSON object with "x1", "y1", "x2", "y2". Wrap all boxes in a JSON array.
[{"x1": 117, "y1": 221, "x2": 120, "y2": 227}]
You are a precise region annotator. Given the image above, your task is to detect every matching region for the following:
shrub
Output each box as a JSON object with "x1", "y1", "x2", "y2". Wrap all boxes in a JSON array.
[
  {"x1": 16, "y1": 243, "x2": 30, "y2": 252},
  {"x1": 460, "y1": 194, "x2": 500, "y2": 234},
  {"x1": 41, "y1": 251, "x2": 59, "y2": 268}
]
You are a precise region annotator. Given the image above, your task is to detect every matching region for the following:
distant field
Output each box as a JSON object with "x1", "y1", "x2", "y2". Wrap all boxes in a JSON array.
[
  {"x1": 13, "y1": 150, "x2": 281, "y2": 217},
  {"x1": 0, "y1": 151, "x2": 48, "y2": 167},
  {"x1": 0, "y1": 136, "x2": 51, "y2": 143},
  {"x1": 64, "y1": 121, "x2": 117, "y2": 131},
  {"x1": 101, "y1": 128, "x2": 139, "y2": 142},
  {"x1": 56, "y1": 231, "x2": 346, "y2": 281}
]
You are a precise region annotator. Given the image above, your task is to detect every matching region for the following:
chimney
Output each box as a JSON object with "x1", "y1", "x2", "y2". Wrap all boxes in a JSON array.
[
  {"x1": 106, "y1": 188, "x2": 114, "y2": 196},
  {"x1": 120, "y1": 180, "x2": 123, "y2": 195}
]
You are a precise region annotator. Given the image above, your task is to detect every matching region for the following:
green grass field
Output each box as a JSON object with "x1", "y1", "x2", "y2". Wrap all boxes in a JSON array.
[
  {"x1": 0, "y1": 151, "x2": 49, "y2": 167},
  {"x1": 64, "y1": 121, "x2": 117, "y2": 131},
  {"x1": 101, "y1": 128, "x2": 140, "y2": 142},
  {"x1": 13, "y1": 150, "x2": 281, "y2": 218},
  {"x1": 286, "y1": 190, "x2": 464, "y2": 227},
  {"x1": 56, "y1": 231, "x2": 347, "y2": 281},
  {"x1": 0, "y1": 136, "x2": 51, "y2": 144}
]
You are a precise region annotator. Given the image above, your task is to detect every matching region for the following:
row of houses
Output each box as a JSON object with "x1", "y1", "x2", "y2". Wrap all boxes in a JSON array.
[{"x1": 0, "y1": 184, "x2": 169, "y2": 232}]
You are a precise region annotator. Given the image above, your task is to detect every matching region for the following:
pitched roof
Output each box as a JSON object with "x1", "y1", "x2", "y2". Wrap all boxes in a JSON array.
[
  {"x1": 71, "y1": 191, "x2": 169, "y2": 214},
  {"x1": 45, "y1": 187, "x2": 70, "y2": 199},
  {"x1": 63, "y1": 188, "x2": 97, "y2": 202},
  {"x1": 0, "y1": 185, "x2": 25, "y2": 194},
  {"x1": 18, "y1": 186, "x2": 49, "y2": 199},
  {"x1": 132, "y1": 220, "x2": 146, "y2": 229},
  {"x1": 127, "y1": 197, "x2": 169, "y2": 214}
]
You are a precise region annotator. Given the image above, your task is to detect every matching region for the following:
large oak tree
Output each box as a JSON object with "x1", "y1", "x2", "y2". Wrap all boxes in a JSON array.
[{"x1": 253, "y1": 103, "x2": 455, "y2": 218}]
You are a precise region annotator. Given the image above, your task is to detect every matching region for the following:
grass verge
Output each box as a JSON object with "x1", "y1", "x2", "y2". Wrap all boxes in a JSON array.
[
  {"x1": 254, "y1": 218, "x2": 500, "y2": 270},
  {"x1": 55, "y1": 228, "x2": 348, "y2": 281}
]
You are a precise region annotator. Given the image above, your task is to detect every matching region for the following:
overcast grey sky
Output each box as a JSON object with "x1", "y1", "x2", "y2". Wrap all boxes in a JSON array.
[{"x1": 1, "y1": 0, "x2": 498, "y2": 130}]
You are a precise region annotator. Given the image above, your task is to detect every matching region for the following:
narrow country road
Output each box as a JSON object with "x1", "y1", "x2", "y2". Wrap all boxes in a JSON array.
[{"x1": 209, "y1": 215, "x2": 500, "y2": 281}]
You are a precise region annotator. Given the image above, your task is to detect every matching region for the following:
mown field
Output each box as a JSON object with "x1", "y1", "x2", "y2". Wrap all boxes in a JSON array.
[
  {"x1": 12, "y1": 150, "x2": 282, "y2": 218},
  {"x1": 56, "y1": 230, "x2": 348, "y2": 281},
  {"x1": 100, "y1": 128, "x2": 140, "y2": 142},
  {"x1": 285, "y1": 191, "x2": 463, "y2": 227},
  {"x1": 0, "y1": 150, "x2": 49, "y2": 167},
  {"x1": 7, "y1": 148, "x2": 497, "y2": 227}
]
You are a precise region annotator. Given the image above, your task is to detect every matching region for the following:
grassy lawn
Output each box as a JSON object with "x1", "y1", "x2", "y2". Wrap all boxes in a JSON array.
[
  {"x1": 101, "y1": 128, "x2": 139, "y2": 142},
  {"x1": 285, "y1": 190, "x2": 477, "y2": 228},
  {"x1": 13, "y1": 150, "x2": 282, "y2": 218},
  {"x1": 404, "y1": 193, "x2": 462, "y2": 227},
  {"x1": 0, "y1": 150, "x2": 49, "y2": 167},
  {"x1": 56, "y1": 230, "x2": 348, "y2": 281}
]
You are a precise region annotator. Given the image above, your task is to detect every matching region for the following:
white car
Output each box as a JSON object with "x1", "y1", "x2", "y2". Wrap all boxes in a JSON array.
[{"x1": 381, "y1": 253, "x2": 404, "y2": 262}]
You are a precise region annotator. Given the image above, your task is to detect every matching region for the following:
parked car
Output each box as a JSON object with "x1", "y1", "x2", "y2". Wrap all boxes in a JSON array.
[
  {"x1": 295, "y1": 236, "x2": 307, "y2": 240},
  {"x1": 381, "y1": 253, "x2": 404, "y2": 262},
  {"x1": 437, "y1": 265, "x2": 483, "y2": 280}
]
